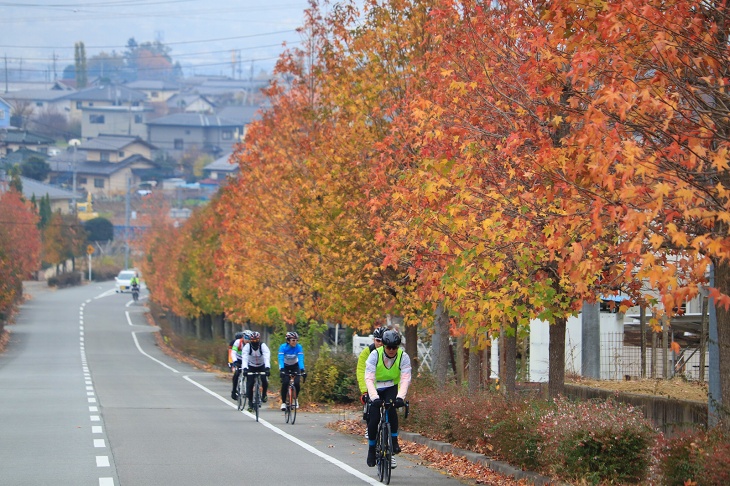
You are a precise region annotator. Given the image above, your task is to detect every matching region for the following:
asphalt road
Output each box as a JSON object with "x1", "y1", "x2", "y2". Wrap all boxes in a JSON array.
[{"x1": 1, "y1": 282, "x2": 468, "y2": 486}]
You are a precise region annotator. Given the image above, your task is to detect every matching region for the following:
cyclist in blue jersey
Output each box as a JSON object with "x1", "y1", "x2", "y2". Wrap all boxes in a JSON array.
[{"x1": 278, "y1": 331, "x2": 305, "y2": 410}]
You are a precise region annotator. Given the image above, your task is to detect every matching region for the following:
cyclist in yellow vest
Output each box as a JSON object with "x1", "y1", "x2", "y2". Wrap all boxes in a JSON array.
[
  {"x1": 364, "y1": 329, "x2": 411, "y2": 469},
  {"x1": 357, "y1": 326, "x2": 387, "y2": 438}
]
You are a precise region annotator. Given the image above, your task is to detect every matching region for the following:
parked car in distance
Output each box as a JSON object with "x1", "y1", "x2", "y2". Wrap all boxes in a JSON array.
[{"x1": 115, "y1": 269, "x2": 138, "y2": 293}]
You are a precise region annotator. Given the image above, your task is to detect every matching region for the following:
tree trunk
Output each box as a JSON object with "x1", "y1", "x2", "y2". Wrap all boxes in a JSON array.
[
  {"x1": 548, "y1": 316, "x2": 566, "y2": 398},
  {"x1": 432, "y1": 301, "x2": 451, "y2": 383},
  {"x1": 713, "y1": 258, "x2": 730, "y2": 425},
  {"x1": 468, "y1": 338, "x2": 481, "y2": 394},
  {"x1": 404, "y1": 320, "x2": 419, "y2": 375},
  {"x1": 456, "y1": 336, "x2": 465, "y2": 385},
  {"x1": 503, "y1": 323, "x2": 517, "y2": 398}
]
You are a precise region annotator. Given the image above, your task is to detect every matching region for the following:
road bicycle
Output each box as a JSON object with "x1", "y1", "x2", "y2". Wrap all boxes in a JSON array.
[
  {"x1": 374, "y1": 399, "x2": 408, "y2": 484},
  {"x1": 282, "y1": 371, "x2": 305, "y2": 424},
  {"x1": 131, "y1": 284, "x2": 139, "y2": 302},
  {"x1": 243, "y1": 371, "x2": 267, "y2": 422}
]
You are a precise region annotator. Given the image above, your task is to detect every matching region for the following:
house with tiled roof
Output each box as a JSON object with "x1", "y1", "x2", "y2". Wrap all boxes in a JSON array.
[
  {"x1": 63, "y1": 84, "x2": 148, "y2": 129},
  {"x1": 0, "y1": 89, "x2": 73, "y2": 121},
  {"x1": 0, "y1": 128, "x2": 56, "y2": 157},
  {"x1": 125, "y1": 80, "x2": 180, "y2": 103},
  {"x1": 77, "y1": 134, "x2": 156, "y2": 163},
  {"x1": 0, "y1": 174, "x2": 79, "y2": 214},
  {"x1": 0, "y1": 147, "x2": 49, "y2": 167},
  {"x1": 146, "y1": 113, "x2": 241, "y2": 159},
  {"x1": 47, "y1": 148, "x2": 156, "y2": 197},
  {"x1": 203, "y1": 152, "x2": 239, "y2": 181},
  {"x1": 166, "y1": 93, "x2": 215, "y2": 114}
]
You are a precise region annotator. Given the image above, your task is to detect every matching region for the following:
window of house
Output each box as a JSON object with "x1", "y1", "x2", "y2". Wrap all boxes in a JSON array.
[
  {"x1": 90, "y1": 114, "x2": 105, "y2": 124},
  {"x1": 100, "y1": 152, "x2": 110, "y2": 162},
  {"x1": 174, "y1": 139, "x2": 184, "y2": 150},
  {"x1": 185, "y1": 129, "x2": 191, "y2": 135},
  {"x1": 151, "y1": 91, "x2": 159, "y2": 98},
  {"x1": 76, "y1": 101, "x2": 82, "y2": 109},
  {"x1": 1, "y1": 110, "x2": 6, "y2": 120},
  {"x1": 132, "y1": 101, "x2": 140, "y2": 107},
  {"x1": 222, "y1": 130, "x2": 233, "y2": 140},
  {"x1": 79, "y1": 177, "x2": 87, "y2": 184},
  {"x1": 94, "y1": 178, "x2": 105, "y2": 188},
  {"x1": 134, "y1": 114, "x2": 143, "y2": 124},
  {"x1": 89, "y1": 102, "x2": 94, "y2": 107},
  {"x1": 36, "y1": 102, "x2": 43, "y2": 107},
  {"x1": 118, "y1": 151, "x2": 125, "y2": 158}
]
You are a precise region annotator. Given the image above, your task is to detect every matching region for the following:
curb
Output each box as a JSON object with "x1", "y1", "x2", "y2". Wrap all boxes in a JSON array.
[{"x1": 399, "y1": 431, "x2": 563, "y2": 485}]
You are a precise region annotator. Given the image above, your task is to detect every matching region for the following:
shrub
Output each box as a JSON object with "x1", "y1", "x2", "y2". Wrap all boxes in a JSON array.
[
  {"x1": 656, "y1": 426, "x2": 730, "y2": 486},
  {"x1": 488, "y1": 398, "x2": 551, "y2": 470},
  {"x1": 47, "y1": 272, "x2": 82, "y2": 288},
  {"x1": 538, "y1": 397, "x2": 655, "y2": 484},
  {"x1": 305, "y1": 344, "x2": 358, "y2": 403}
]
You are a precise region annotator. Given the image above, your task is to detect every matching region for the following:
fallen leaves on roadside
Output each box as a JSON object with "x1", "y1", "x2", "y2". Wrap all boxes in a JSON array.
[{"x1": 328, "y1": 419, "x2": 528, "y2": 485}]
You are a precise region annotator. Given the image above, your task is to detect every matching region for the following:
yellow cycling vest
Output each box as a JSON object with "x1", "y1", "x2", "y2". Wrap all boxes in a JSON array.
[{"x1": 375, "y1": 346, "x2": 403, "y2": 387}]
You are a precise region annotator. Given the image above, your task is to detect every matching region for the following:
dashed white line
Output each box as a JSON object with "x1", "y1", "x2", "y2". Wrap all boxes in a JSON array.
[
  {"x1": 94, "y1": 439, "x2": 106, "y2": 448},
  {"x1": 96, "y1": 456, "x2": 110, "y2": 467}
]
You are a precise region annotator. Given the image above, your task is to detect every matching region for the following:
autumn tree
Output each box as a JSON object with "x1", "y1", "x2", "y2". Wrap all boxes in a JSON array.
[{"x1": 0, "y1": 189, "x2": 41, "y2": 326}]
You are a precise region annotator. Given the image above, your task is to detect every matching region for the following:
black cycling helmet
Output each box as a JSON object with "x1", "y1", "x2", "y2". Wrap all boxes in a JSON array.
[
  {"x1": 381, "y1": 329, "x2": 401, "y2": 347},
  {"x1": 234, "y1": 331, "x2": 245, "y2": 340},
  {"x1": 286, "y1": 331, "x2": 299, "y2": 341},
  {"x1": 372, "y1": 326, "x2": 388, "y2": 340}
]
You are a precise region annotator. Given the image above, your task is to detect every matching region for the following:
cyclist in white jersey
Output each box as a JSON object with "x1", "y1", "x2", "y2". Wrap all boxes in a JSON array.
[{"x1": 241, "y1": 331, "x2": 271, "y2": 409}]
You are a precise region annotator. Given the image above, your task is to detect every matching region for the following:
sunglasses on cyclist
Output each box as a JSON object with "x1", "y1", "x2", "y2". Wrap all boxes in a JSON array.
[{"x1": 385, "y1": 345, "x2": 398, "y2": 351}]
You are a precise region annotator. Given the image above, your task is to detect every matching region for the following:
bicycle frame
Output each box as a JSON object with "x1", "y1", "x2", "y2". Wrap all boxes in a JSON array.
[
  {"x1": 283, "y1": 371, "x2": 304, "y2": 425},
  {"x1": 374, "y1": 399, "x2": 408, "y2": 484},
  {"x1": 243, "y1": 371, "x2": 267, "y2": 422}
]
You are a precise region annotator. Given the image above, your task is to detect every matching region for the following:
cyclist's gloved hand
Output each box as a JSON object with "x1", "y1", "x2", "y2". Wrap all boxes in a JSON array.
[
  {"x1": 370, "y1": 398, "x2": 383, "y2": 408},
  {"x1": 265, "y1": 368, "x2": 271, "y2": 376},
  {"x1": 301, "y1": 369, "x2": 307, "y2": 382},
  {"x1": 243, "y1": 368, "x2": 249, "y2": 375},
  {"x1": 280, "y1": 370, "x2": 287, "y2": 379},
  {"x1": 360, "y1": 393, "x2": 369, "y2": 405},
  {"x1": 395, "y1": 397, "x2": 405, "y2": 408}
]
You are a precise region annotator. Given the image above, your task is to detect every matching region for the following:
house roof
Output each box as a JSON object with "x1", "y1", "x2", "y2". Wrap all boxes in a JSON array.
[
  {"x1": 63, "y1": 84, "x2": 147, "y2": 103},
  {"x1": 0, "y1": 128, "x2": 56, "y2": 145},
  {"x1": 216, "y1": 105, "x2": 261, "y2": 125},
  {"x1": 146, "y1": 113, "x2": 240, "y2": 128},
  {"x1": 1, "y1": 147, "x2": 49, "y2": 165},
  {"x1": 205, "y1": 153, "x2": 239, "y2": 172},
  {"x1": 125, "y1": 80, "x2": 180, "y2": 91},
  {"x1": 78, "y1": 134, "x2": 157, "y2": 152},
  {"x1": 49, "y1": 154, "x2": 155, "y2": 176},
  {"x1": 0, "y1": 89, "x2": 71, "y2": 102},
  {"x1": 18, "y1": 175, "x2": 80, "y2": 201},
  {"x1": 166, "y1": 93, "x2": 215, "y2": 109}
]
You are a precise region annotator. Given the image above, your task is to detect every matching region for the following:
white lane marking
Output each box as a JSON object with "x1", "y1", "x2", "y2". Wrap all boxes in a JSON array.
[
  {"x1": 131, "y1": 331, "x2": 179, "y2": 373},
  {"x1": 99, "y1": 478, "x2": 114, "y2": 486},
  {"x1": 95, "y1": 288, "x2": 117, "y2": 299},
  {"x1": 96, "y1": 456, "x2": 110, "y2": 467},
  {"x1": 182, "y1": 375, "x2": 380, "y2": 485},
  {"x1": 92, "y1": 426, "x2": 103, "y2": 434},
  {"x1": 87, "y1": 386, "x2": 94, "y2": 391},
  {"x1": 89, "y1": 406, "x2": 98, "y2": 412},
  {"x1": 88, "y1": 397, "x2": 97, "y2": 403},
  {"x1": 90, "y1": 415, "x2": 100, "y2": 422},
  {"x1": 87, "y1": 391, "x2": 95, "y2": 396},
  {"x1": 94, "y1": 439, "x2": 106, "y2": 448}
]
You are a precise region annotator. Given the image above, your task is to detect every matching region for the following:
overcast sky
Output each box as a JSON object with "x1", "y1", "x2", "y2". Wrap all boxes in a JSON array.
[{"x1": 0, "y1": 0, "x2": 314, "y2": 80}]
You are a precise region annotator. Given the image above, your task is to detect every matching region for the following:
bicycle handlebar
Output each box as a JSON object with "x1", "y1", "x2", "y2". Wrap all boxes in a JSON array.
[{"x1": 242, "y1": 371, "x2": 268, "y2": 375}]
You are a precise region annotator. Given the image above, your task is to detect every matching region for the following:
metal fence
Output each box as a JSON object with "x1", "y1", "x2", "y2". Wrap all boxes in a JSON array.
[{"x1": 601, "y1": 332, "x2": 707, "y2": 381}]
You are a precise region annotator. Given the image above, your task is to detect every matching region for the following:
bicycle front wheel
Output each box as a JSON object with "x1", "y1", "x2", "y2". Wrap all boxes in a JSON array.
[
  {"x1": 237, "y1": 374, "x2": 245, "y2": 411},
  {"x1": 253, "y1": 377, "x2": 260, "y2": 422},
  {"x1": 377, "y1": 422, "x2": 392, "y2": 484},
  {"x1": 289, "y1": 385, "x2": 297, "y2": 425}
]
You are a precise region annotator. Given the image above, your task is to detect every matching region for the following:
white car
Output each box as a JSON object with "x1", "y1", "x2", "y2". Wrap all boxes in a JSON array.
[{"x1": 115, "y1": 270, "x2": 138, "y2": 293}]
